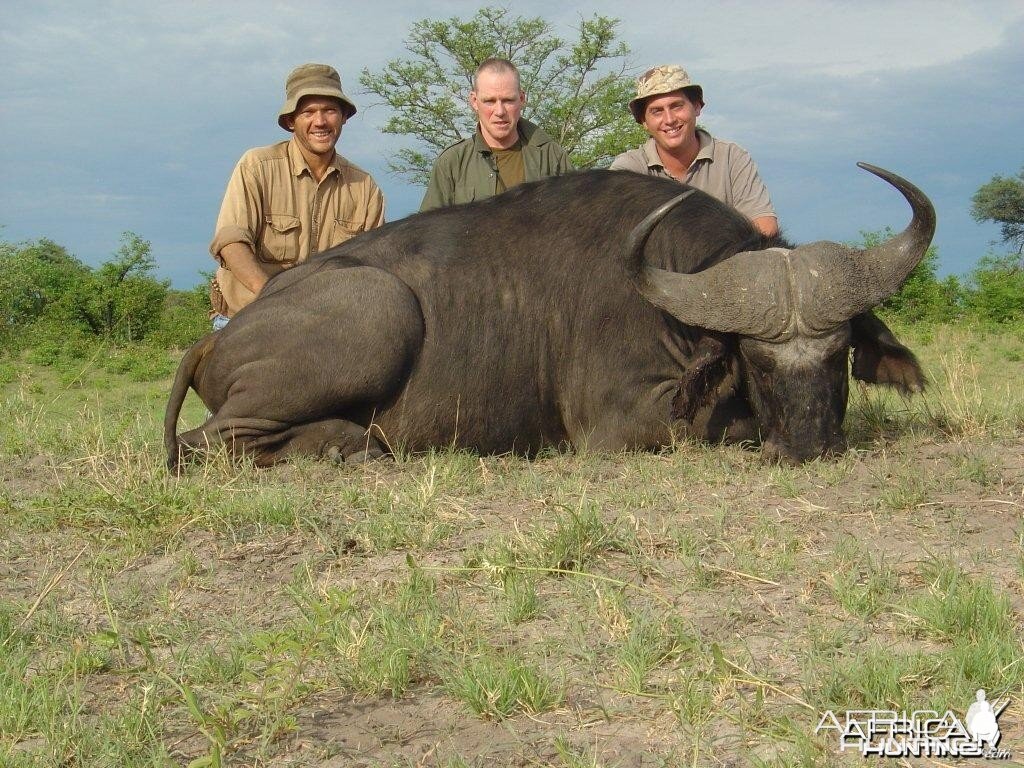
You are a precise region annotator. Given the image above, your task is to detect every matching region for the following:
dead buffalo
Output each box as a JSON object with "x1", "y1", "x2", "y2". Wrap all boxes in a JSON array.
[{"x1": 165, "y1": 162, "x2": 934, "y2": 468}]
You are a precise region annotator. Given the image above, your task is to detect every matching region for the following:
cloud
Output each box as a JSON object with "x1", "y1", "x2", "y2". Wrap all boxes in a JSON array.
[{"x1": 1, "y1": 1, "x2": 1021, "y2": 286}]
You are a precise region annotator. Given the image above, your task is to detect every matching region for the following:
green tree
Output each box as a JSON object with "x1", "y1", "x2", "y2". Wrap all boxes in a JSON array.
[
  {"x1": 57, "y1": 232, "x2": 169, "y2": 342},
  {"x1": 0, "y1": 239, "x2": 89, "y2": 336},
  {"x1": 856, "y1": 228, "x2": 962, "y2": 322},
  {"x1": 963, "y1": 254, "x2": 1024, "y2": 324},
  {"x1": 359, "y1": 6, "x2": 647, "y2": 184},
  {"x1": 971, "y1": 167, "x2": 1024, "y2": 255},
  {"x1": 148, "y1": 281, "x2": 213, "y2": 349}
]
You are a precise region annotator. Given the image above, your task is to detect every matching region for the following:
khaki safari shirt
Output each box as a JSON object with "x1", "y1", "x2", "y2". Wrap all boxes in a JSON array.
[
  {"x1": 210, "y1": 138, "x2": 385, "y2": 316},
  {"x1": 609, "y1": 129, "x2": 775, "y2": 222},
  {"x1": 419, "y1": 118, "x2": 572, "y2": 211}
]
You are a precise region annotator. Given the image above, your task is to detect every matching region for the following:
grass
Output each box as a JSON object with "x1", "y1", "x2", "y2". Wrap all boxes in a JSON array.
[
  {"x1": 443, "y1": 650, "x2": 564, "y2": 720},
  {"x1": 1, "y1": 322, "x2": 1023, "y2": 765}
]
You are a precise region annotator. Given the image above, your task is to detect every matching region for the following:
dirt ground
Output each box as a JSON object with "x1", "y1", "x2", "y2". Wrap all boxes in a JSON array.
[{"x1": 3, "y1": 423, "x2": 1023, "y2": 766}]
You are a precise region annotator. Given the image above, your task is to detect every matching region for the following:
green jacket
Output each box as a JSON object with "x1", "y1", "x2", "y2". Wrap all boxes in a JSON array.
[{"x1": 419, "y1": 119, "x2": 572, "y2": 211}]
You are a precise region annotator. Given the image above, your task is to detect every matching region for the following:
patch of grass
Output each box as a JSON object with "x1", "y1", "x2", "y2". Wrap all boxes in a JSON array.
[
  {"x1": 468, "y1": 498, "x2": 631, "y2": 578},
  {"x1": 442, "y1": 650, "x2": 564, "y2": 720},
  {"x1": 952, "y1": 451, "x2": 1003, "y2": 487},
  {"x1": 0, "y1": 608, "x2": 170, "y2": 767},
  {"x1": 871, "y1": 460, "x2": 933, "y2": 512},
  {"x1": 726, "y1": 513, "x2": 802, "y2": 582},
  {"x1": 904, "y1": 559, "x2": 1018, "y2": 643},
  {"x1": 314, "y1": 569, "x2": 445, "y2": 698},
  {"x1": 611, "y1": 611, "x2": 690, "y2": 694},
  {"x1": 925, "y1": 348, "x2": 1022, "y2": 437},
  {"x1": 346, "y1": 481, "x2": 457, "y2": 553},
  {"x1": 824, "y1": 537, "x2": 900, "y2": 620},
  {"x1": 501, "y1": 572, "x2": 541, "y2": 625},
  {"x1": 805, "y1": 643, "x2": 937, "y2": 712},
  {"x1": 552, "y1": 736, "x2": 605, "y2": 768}
]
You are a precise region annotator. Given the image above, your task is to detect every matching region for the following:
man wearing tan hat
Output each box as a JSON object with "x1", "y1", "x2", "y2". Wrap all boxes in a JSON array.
[
  {"x1": 610, "y1": 65, "x2": 778, "y2": 237},
  {"x1": 209, "y1": 63, "x2": 385, "y2": 326}
]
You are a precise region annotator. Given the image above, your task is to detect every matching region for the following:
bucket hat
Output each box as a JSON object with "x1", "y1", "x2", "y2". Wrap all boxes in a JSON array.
[
  {"x1": 278, "y1": 63, "x2": 357, "y2": 130},
  {"x1": 628, "y1": 65, "x2": 704, "y2": 123}
]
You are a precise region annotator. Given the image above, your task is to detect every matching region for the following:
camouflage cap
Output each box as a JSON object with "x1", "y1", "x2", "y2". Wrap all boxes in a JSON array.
[
  {"x1": 627, "y1": 65, "x2": 704, "y2": 123},
  {"x1": 278, "y1": 63, "x2": 357, "y2": 130}
]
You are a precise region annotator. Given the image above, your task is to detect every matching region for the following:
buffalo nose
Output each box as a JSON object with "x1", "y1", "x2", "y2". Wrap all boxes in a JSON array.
[{"x1": 762, "y1": 434, "x2": 847, "y2": 464}]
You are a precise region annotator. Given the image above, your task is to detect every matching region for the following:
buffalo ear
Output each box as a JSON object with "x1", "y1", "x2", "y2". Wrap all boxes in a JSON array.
[
  {"x1": 850, "y1": 311, "x2": 926, "y2": 394},
  {"x1": 672, "y1": 333, "x2": 736, "y2": 423}
]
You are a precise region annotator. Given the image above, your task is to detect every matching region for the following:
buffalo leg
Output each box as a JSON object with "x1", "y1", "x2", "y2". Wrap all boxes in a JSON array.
[
  {"x1": 172, "y1": 265, "x2": 424, "y2": 468},
  {"x1": 174, "y1": 417, "x2": 385, "y2": 467}
]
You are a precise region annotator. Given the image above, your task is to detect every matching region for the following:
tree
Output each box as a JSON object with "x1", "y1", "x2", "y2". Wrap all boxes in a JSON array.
[
  {"x1": 856, "y1": 228, "x2": 962, "y2": 322},
  {"x1": 971, "y1": 167, "x2": 1024, "y2": 255},
  {"x1": 58, "y1": 231, "x2": 169, "y2": 342},
  {"x1": 0, "y1": 238, "x2": 89, "y2": 336},
  {"x1": 360, "y1": 6, "x2": 647, "y2": 184},
  {"x1": 964, "y1": 254, "x2": 1024, "y2": 323}
]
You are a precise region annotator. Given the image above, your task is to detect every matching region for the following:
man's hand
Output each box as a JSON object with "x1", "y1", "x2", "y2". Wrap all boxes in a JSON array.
[{"x1": 219, "y1": 242, "x2": 271, "y2": 296}]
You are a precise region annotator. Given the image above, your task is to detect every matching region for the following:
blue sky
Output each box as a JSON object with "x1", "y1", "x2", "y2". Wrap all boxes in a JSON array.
[{"x1": 2, "y1": 1, "x2": 1022, "y2": 288}]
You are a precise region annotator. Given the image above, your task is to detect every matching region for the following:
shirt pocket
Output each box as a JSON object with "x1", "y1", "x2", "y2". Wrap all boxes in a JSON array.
[
  {"x1": 332, "y1": 217, "x2": 365, "y2": 245},
  {"x1": 258, "y1": 213, "x2": 301, "y2": 264}
]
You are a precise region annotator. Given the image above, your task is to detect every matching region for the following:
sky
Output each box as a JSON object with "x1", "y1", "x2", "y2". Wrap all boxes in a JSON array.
[{"x1": 2, "y1": 1, "x2": 1022, "y2": 288}]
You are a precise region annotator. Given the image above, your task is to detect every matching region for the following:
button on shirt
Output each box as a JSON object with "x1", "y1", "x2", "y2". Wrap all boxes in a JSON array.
[{"x1": 210, "y1": 138, "x2": 385, "y2": 315}]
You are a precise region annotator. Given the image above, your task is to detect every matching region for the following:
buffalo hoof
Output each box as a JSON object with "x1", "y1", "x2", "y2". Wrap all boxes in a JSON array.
[
  {"x1": 325, "y1": 445, "x2": 385, "y2": 465},
  {"x1": 344, "y1": 447, "x2": 384, "y2": 465}
]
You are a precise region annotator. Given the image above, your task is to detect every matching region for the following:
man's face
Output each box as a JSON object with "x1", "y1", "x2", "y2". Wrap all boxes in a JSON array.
[
  {"x1": 642, "y1": 91, "x2": 702, "y2": 153},
  {"x1": 285, "y1": 96, "x2": 346, "y2": 158},
  {"x1": 470, "y1": 70, "x2": 525, "y2": 149}
]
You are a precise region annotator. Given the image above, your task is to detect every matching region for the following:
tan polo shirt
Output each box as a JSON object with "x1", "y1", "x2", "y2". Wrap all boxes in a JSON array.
[
  {"x1": 210, "y1": 138, "x2": 385, "y2": 315},
  {"x1": 608, "y1": 129, "x2": 775, "y2": 223}
]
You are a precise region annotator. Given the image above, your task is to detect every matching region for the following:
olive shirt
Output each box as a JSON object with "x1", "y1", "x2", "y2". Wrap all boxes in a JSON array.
[
  {"x1": 609, "y1": 129, "x2": 775, "y2": 222},
  {"x1": 419, "y1": 119, "x2": 571, "y2": 211},
  {"x1": 209, "y1": 137, "x2": 385, "y2": 316}
]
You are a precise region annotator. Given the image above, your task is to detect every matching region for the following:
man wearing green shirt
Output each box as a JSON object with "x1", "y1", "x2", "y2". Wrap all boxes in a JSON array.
[{"x1": 420, "y1": 58, "x2": 572, "y2": 211}]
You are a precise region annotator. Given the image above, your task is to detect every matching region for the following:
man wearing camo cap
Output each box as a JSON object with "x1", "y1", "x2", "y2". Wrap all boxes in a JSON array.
[
  {"x1": 610, "y1": 65, "x2": 778, "y2": 237},
  {"x1": 208, "y1": 63, "x2": 385, "y2": 327}
]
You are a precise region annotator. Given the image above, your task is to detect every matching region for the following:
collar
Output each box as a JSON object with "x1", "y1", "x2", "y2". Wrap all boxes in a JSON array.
[
  {"x1": 287, "y1": 136, "x2": 343, "y2": 179},
  {"x1": 472, "y1": 118, "x2": 549, "y2": 154},
  {"x1": 643, "y1": 129, "x2": 714, "y2": 170}
]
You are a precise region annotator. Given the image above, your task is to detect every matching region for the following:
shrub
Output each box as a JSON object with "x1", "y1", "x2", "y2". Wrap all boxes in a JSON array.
[
  {"x1": 147, "y1": 282, "x2": 212, "y2": 349},
  {"x1": 964, "y1": 254, "x2": 1024, "y2": 324},
  {"x1": 0, "y1": 239, "x2": 90, "y2": 341},
  {"x1": 857, "y1": 229, "x2": 963, "y2": 323}
]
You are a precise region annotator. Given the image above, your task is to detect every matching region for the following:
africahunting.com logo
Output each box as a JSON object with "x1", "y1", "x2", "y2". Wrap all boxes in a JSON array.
[{"x1": 815, "y1": 689, "x2": 1012, "y2": 759}]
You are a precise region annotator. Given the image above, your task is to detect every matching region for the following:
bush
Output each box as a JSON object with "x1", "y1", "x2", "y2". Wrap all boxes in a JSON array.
[
  {"x1": 0, "y1": 233, "x2": 172, "y2": 347},
  {"x1": 859, "y1": 229, "x2": 963, "y2": 323},
  {"x1": 146, "y1": 282, "x2": 212, "y2": 349},
  {"x1": 101, "y1": 344, "x2": 178, "y2": 381},
  {"x1": 0, "y1": 239, "x2": 90, "y2": 342},
  {"x1": 964, "y1": 254, "x2": 1024, "y2": 324}
]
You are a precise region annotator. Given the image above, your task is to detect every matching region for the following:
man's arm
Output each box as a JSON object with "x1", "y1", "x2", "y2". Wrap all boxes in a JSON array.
[
  {"x1": 364, "y1": 183, "x2": 385, "y2": 230},
  {"x1": 218, "y1": 242, "x2": 272, "y2": 296},
  {"x1": 727, "y1": 145, "x2": 778, "y2": 236},
  {"x1": 419, "y1": 151, "x2": 455, "y2": 212},
  {"x1": 752, "y1": 215, "x2": 779, "y2": 237},
  {"x1": 555, "y1": 144, "x2": 573, "y2": 174}
]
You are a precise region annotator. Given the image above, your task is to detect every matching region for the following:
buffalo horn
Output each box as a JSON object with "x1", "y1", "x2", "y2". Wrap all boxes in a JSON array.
[
  {"x1": 799, "y1": 162, "x2": 937, "y2": 330},
  {"x1": 624, "y1": 190, "x2": 794, "y2": 338}
]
